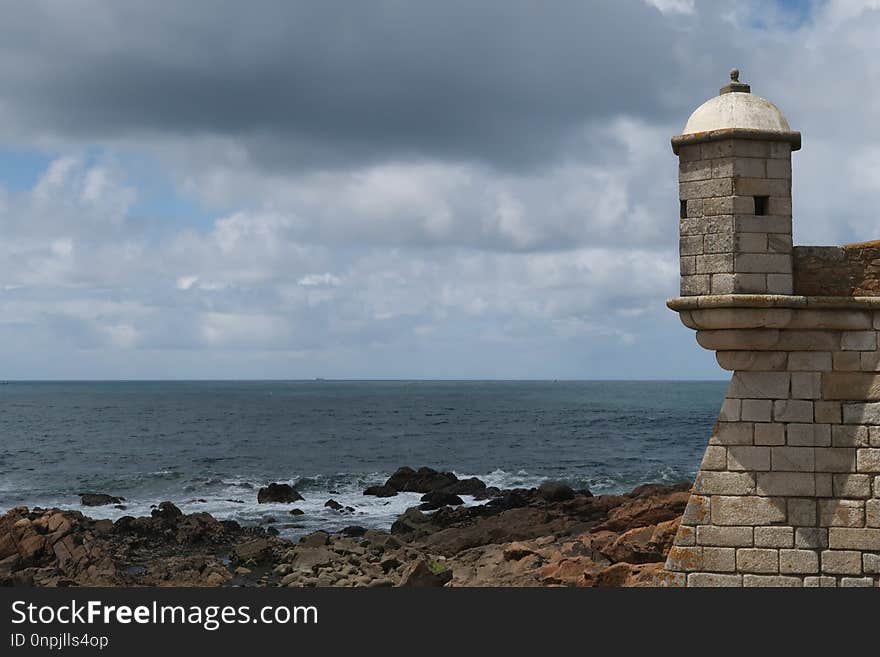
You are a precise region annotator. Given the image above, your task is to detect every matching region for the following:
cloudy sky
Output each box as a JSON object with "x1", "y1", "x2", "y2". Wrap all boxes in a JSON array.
[{"x1": 1, "y1": 0, "x2": 878, "y2": 380}]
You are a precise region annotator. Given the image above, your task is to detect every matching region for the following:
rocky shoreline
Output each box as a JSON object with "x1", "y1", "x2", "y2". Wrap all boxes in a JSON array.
[{"x1": 0, "y1": 467, "x2": 690, "y2": 587}]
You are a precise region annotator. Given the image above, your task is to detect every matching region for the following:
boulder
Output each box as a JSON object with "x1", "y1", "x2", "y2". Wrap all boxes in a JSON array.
[
  {"x1": 324, "y1": 499, "x2": 343, "y2": 511},
  {"x1": 397, "y1": 558, "x2": 453, "y2": 587},
  {"x1": 257, "y1": 483, "x2": 303, "y2": 504},
  {"x1": 150, "y1": 502, "x2": 183, "y2": 521},
  {"x1": 385, "y1": 466, "x2": 458, "y2": 493},
  {"x1": 232, "y1": 538, "x2": 271, "y2": 563},
  {"x1": 363, "y1": 484, "x2": 398, "y2": 498},
  {"x1": 537, "y1": 481, "x2": 575, "y2": 502},
  {"x1": 299, "y1": 531, "x2": 330, "y2": 547},
  {"x1": 341, "y1": 526, "x2": 366, "y2": 537},
  {"x1": 80, "y1": 493, "x2": 124, "y2": 507},
  {"x1": 443, "y1": 477, "x2": 487, "y2": 496},
  {"x1": 418, "y1": 491, "x2": 464, "y2": 510}
]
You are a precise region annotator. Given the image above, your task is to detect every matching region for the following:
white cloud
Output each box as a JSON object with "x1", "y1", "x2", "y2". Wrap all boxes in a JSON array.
[{"x1": 643, "y1": 0, "x2": 696, "y2": 15}]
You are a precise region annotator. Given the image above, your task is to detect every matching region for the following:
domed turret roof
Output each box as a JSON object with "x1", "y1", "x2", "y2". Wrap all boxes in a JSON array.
[{"x1": 672, "y1": 69, "x2": 800, "y2": 153}]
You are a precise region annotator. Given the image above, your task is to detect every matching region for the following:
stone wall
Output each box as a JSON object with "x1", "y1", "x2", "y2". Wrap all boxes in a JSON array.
[
  {"x1": 678, "y1": 138, "x2": 793, "y2": 297},
  {"x1": 793, "y1": 241, "x2": 880, "y2": 296},
  {"x1": 662, "y1": 299, "x2": 880, "y2": 587}
]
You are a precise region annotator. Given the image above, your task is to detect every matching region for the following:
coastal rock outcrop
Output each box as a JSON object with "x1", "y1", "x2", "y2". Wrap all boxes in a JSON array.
[
  {"x1": 257, "y1": 483, "x2": 303, "y2": 504},
  {"x1": 1, "y1": 479, "x2": 689, "y2": 588},
  {"x1": 80, "y1": 493, "x2": 124, "y2": 507}
]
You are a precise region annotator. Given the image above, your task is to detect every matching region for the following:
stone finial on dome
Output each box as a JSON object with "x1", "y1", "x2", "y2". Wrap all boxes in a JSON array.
[{"x1": 720, "y1": 68, "x2": 750, "y2": 94}]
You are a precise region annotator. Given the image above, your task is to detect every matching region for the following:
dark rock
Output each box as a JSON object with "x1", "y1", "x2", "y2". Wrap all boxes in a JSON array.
[
  {"x1": 418, "y1": 491, "x2": 464, "y2": 510},
  {"x1": 341, "y1": 526, "x2": 366, "y2": 537},
  {"x1": 262, "y1": 517, "x2": 277, "y2": 524},
  {"x1": 397, "y1": 558, "x2": 453, "y2": 587},
  {"x1": 473, "y1": 486, "x2": 502, "y2": 500},
  {"x1": 289, "y1": 508, "x2": 305, "y2": 516},
  {"x1": 385, "y1": 466, "x2": 458, "y2": 493},
  {"x1": 299, "y1": 531, "x2": 330, "y2": 547},
  {"x1": 324, "y1": 499, "x2": 343, "y2": 511},
  {"x1": 443, "y1": 477, "x2": 487, "y2": 496},
  {"x1": 363, "y1": 484, "x2": 398, "y2": 498},
  {"x1": 80, "y1": 493, "x2": 124, "y2": 507},
  {"x1": 537, "y1": 481, "x2": 575, "y2": 502},
  {"x1": 266, "y1": 527, "x2": 279, "y2": 536},
  {"x1": 150, "y1": 502, "x2": 182, "y2": 521},
  {"x1": 232, "y1": 538, "x2": 271, "y2": 563},
  {"x1": 257, "y1": 483, "x2": 303, "y2": 504}
]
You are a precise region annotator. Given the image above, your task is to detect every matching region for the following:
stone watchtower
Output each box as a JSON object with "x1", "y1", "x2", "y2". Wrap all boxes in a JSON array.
[{"x1": 662, "y1": 70, "x2": 880, "y2": 587}]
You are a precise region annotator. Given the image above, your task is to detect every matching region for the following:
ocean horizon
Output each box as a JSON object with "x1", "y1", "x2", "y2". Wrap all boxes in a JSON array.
[{"x1": 0, "y1": 379, "x2": 726, "y2": 538}]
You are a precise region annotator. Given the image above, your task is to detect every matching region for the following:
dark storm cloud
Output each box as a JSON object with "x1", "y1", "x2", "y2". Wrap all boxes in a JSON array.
[{"x1": 0, "y1": 0, "x2": 740, "y2": 170}]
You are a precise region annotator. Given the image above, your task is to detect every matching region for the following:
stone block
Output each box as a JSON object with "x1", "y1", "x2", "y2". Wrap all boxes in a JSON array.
[
  {"x1": 857, "y1": 448, "x2": 880, "y2": 472},
  {"x1": 735, "y1": 215, "x2": 791, "y2": 234},
  {"x1": 773, "y1": 400, "x2": 813, "y2": 423},
  {"x1": 843, "y1": 402, "x2": 880, "y2": 425},
  {"x1": 833, "y1": 352, "x2": 861, "y2": 371},
  {"x1": 681, "y1": 495, "x2": 711, "y2": 525},
  {"x1": 702, "y1": 547, "x2": 737, "y2": 572},
  {"x1": 728, "y1": 446, "x2": 771, "y2": 471},
  {"x1": 766, "y1": 158, "x2": 792, "y2": 178},
  {"x1": 840, "y1": 577, "x2": 874, "y2": 587},
  {"x1": 679, "y1": 159, "x2": 712, "y2": 182},
  {"x1": 741, "y1": 399, "x2": 772, "y2": 422},
  {"x1": 823, "y1": 373, "x2": 880, "y2": 401},
  {"x1": 867, "y1": 499, "x2": 880, "y2": 527},
  {"x1": 756, "y1": 472, "x2": 814, "y2": 496},
  {"x1": 803, "y1": 576, "x2": 837, "y2": 587},
  {"x1": 719, "y1": 398, "x2": 741, "y2": 421},
  {"x1": 815, "y1": 401, "x2": 842, "y2": 424},
  {"x1": 767, "y1": 234, "x2": 793, "y2": 254},
  {"x1": 728, "y1": 372, "x2": 790, "y2": 399},
  {"x1": 694, "y1": 471, "x2": 755, "y2": 495},
  {"x1": 680, "y1": 235, "x2": 703, "y2": 256},
  {"x1": 814, "y1": 448, "x2": 856, "y2": 473},
  {"x1": 788, "y1": 499, "x2": 816, "y2": 526},
  {"x1": 779, "y1": 549, "x2": 819, "y2": 574},
  {"x1": 680, "y1": 256, "x2": 696, "y2": 276},
  {"x1": 819, "y1": 500, "x2": 865, "y2": 528},
  {"x1": 699, "y1": 445, "x2": 728, "y2": 471},
  {"x1": 686, "y1": 573, "x2": 742, "y2": 587},
  {"x1": 736, "y1": 232, "x2": 768, "y2": 253},
  {"x1": 841, "y1": 331, "x2": 877, "y2": 351},
  {"x1": 787, "y1": 423, "x2": 830, "y2": 447},
  {"x1": 710, "y1": 274, "x2": 736, "y2": 294},
  {"x1": 665, "y1": 546, "x2": 703, "y2": 572},
  {"x1": 716, "y1": 351, "x2": 787, "y2": 371},
  {"x1": 742, "y1": 575, "x2": 802, "y2": 587},
  {"x1": 859, "y1": 352, "x2": 880, "y2": 371},
  {"x1": 754, "y1": 423, "x2": 785, "y2": 446},
  {"x1": 754, "y1": 526, "x2": 793, "y2": 548},
  {"x1": 767, "y1": 197, "x2": 792, "y2": 215},
  {"x1": 734, "y1": 253, "x2": 792, "y2": 274},
  {"x1": 821, "y1": 550, "x2": 863, "y2": 575},
  {"x1": 733, "y1": 177, "x2": 790, "y2": 197},
  {"x1": 696, "y1": 253, "x2": 734, "y2": 274},
  {"x1": 680, "y1": 178, "x2": 734, "y2": 199},
  {"x1": 791, "y1": 372, "x2": 821, "y2": 399},
  {"x1": 681, "y1": 275, "x2": 711, "y2": 296},
  {"x1": 827, "y1": 528, "x2": 880, "y2": 550},
  {"x1": 711, "y1": 496, "x2": 786, "y2": 526},
  {"x1": 698, "y1": 330, "x2": 780, "y2": 351},
  {"x1": 709, "y1": 422, "x2": 754, "y2": 446},
  {"x1": 795, "y1": 528, "x2": 827, "y2": 549},
  {"x1": 832, "y1": 425, "x2": 869, "y2": 447},
  {"x1": 770, "y1": 447, "x2": 814, "y2": 472},
  {"x1": 736, "y1": 548, "x2": 779, "y2": 574},
  {"x1": 696, "y1": 525, "x2": 753, "y2": 547},
  {"x1": 787, "y1": 352, "x2": 832, "y2": 372},
  {"x1": 833, "y1": 474, "x2": 871, "y2": 499},
  {"x1": 766, "y1": 274, "x2": 793, "y2": 295},
  {"x1": 864, "y1": 553, "x2": 880, "y2": 574},
  {"x1": 870, "y1": 427, "x2": 880, "y2": 447}
]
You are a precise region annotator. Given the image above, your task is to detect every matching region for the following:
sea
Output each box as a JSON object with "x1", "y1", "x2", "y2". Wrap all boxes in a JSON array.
[{"x1": 0, "y1": 380, "x2": 726, "y2": 538}]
